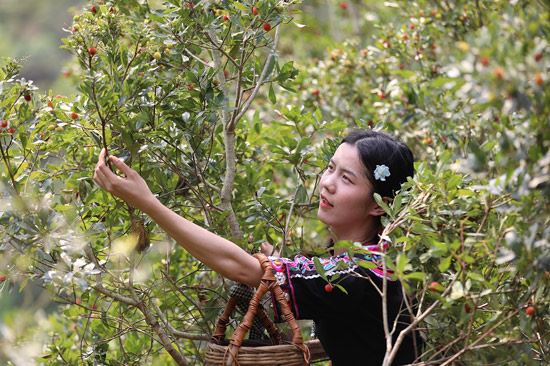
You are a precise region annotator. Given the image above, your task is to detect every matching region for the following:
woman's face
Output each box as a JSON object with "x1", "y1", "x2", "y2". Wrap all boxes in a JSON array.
[{"x1": 318, "y1": 143, "x2": 379, "y2": 241}]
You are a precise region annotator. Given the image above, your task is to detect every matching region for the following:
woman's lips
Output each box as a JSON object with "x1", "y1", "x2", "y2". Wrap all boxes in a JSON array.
[{"x1": 320, "y1": 194, "x2": 333, "y2": 208}]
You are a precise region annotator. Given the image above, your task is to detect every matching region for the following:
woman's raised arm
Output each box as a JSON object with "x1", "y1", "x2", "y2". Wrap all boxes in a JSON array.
[{"x1": 93, "y1": 149, "x2": 263, "y2": 287}]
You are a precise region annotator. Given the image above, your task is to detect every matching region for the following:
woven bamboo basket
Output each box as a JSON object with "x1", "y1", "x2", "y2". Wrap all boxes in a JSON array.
[{"x1": 204, "y1": 253, "x2": 326, "y2": 365}]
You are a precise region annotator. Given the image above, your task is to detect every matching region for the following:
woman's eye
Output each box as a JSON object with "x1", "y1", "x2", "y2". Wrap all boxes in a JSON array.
[{"x1": 342, "y1": 175, "x2": 351, "y2": 183}]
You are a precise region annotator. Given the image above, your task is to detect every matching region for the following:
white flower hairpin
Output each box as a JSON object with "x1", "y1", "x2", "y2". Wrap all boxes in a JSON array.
[{"x1": 374, "y1": 164, "x2": 391, "y2": 181}]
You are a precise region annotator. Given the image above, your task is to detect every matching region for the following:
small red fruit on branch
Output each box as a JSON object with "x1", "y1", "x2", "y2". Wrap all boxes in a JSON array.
[
  {"x1": 7, "y1": 127, "x2": 16, "y2": 135},
  {"x1": 90, "y1": 5, "x2": 97, "y2": 14},
  {"x1": 263, "y1": 23, "x2": 272, "y2": 32},
  {"x1": 223, "y1": 14, "x2": 229, "y2": 22},
  {"x1": 534, "y1": 52, "x2": 543, "y2": 62},
  {"x1": 0, "y1": 120, "x2": 7, "y2": 128},
  {"x1": 0, "y1": 274, "x2": 6, "y2": 282},
  {"x1": 24, "y1": 94, "x2": 32, "y2": 102},
  {"x1": 324, "y1": 283, "x2": 334, "y2": 293},
  {"x1": 75, "y1": 297, "x2": 81, "y2": 305},
  {"x1": 88, "y1": 47, "x2": 97, "y2": 56},
  {"x1": 70, "y1": 112, "x2": 79, "y2": 120},
  {"x1": 428, "y1": 281, "x2": 442, "y2": 293},
  {"x1": 493, "y1": 67, "x2": 504, "y2": 80},
  {"x1": 525, "y1": 306, "x2": 535, "y2": 317},
  {"x1": 311, "y1": 89, "x2": 320, "y2": 97},
  {"x1": 480, "y1": 56, "x2": 489, "y2": 67},
  {"x1": 252, "y1": 6, "x2": 258, "y2": 16},
  {"x1": 339, "y1": 2, "x2": 348, "y2": 10},
  {"x1": 534, "y1": 72, "x2": 543, "y2": 86}
]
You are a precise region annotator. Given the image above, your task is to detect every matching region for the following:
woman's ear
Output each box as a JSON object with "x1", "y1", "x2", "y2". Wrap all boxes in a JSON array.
[{"x1": 369, "y1": 196, "x2": 391, "y2": 217}]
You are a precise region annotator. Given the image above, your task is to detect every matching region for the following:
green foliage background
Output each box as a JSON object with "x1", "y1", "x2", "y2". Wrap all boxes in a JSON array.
[{"x1": 0, "y1": 0, "x2": 548, "y2": 365}]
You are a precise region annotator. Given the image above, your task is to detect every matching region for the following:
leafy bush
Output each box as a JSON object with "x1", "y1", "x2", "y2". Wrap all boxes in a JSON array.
[{"x1": 0, "y1": 0, "x2": 548, "y2": 365}]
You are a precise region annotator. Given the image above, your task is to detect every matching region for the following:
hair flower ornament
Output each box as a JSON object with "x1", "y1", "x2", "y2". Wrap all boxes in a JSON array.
[{"x1": 374, "y1": 164, "x2": 391, "y2": 181}]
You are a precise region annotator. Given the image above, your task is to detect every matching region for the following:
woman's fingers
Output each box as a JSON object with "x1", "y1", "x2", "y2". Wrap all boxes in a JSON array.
[
  {"x1": 93, "y1": 148, "x2": 154, "y2": 212},
  {"x1": 93, "y1": 165, "x2": 108, "y2": 189},
  {"x1": 109, "y1": 155, "x2": 134, "y2": 178}
]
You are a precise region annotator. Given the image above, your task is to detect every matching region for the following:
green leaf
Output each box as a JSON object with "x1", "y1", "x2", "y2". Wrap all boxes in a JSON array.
[
  {"x1": 374, "y1": 193, "x2": 393, "y2": 218},
  {"x1": 233, "y1": 2, "x2": 248, "y2": 12},
  {"x1": 396, "y1": 253, "x2": 409, "y2": 273},
  {"x1": 268, "y1": 83, "x2": 276, "y2": 104},
  {"x1": 358, "y1": 260, "x2": 377, "y2": 269},
  {"x1": 438, "y1": 256, "x2": 452, "y2": 272},
  {"x1": 295, "y1": 184, "x2": 308, "y2": 204},
  {"x1": 335, "y1": 284, "x2": 348, "y2": 294},
  {"x1": 313, "y1": 257, "x2": 327, "y2": 281},
  {"x1": 404, "y1": 272, "x2": 426, "y2": 281}
]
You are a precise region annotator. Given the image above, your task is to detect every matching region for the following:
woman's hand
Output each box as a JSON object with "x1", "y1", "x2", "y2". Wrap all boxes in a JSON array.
[{"x1": 93, "y1": 148, "x2": 157, "y2": 213}]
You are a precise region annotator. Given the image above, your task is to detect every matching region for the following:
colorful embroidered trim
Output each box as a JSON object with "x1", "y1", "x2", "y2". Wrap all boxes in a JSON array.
[{"x1": 268, "y1": 242, "x2": 394, "y2": 321}]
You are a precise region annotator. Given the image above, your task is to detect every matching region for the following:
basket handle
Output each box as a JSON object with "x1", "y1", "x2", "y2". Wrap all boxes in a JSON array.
[
  {"x1": 211, "y1": 292, "x2": 281, "y2": 345},
  {"x1": 224, "y1": 253, "x2": 310, "y2": 365}
]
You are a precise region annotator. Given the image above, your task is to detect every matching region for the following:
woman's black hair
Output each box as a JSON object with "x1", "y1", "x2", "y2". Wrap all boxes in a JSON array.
[{"x1": 341, "y1": 130, "x2": 414, "y2": 199}]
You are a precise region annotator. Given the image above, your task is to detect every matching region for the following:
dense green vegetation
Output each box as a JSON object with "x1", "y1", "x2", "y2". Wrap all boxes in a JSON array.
[{"x1": 1, "y1": 0, "x2": 548, "y2": 365}]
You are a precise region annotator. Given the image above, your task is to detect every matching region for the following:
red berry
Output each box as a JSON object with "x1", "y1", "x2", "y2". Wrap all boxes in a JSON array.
[
  {"x1": 70, "y1": 112, "x2": 79, "y2": 120},
  {"x1": 187, "y1": 83, "x2": 195, "y2": 91},
  {"x1": 534, "y1": 72, "x2": 543, "y2": 86},
  {"x1": 0, "y1": 274, "x2": 6, "y2": 282},
  {"x1": 534, "y1": 52, "x2": 543, "y2": 62},
  {"x1": 223, "y1": 69, "x2": 230, "y2": 79},
  {"x1": 525, "y1": 306, "x2": 535, "y2": 317},
  {"x1": 311, "y1": 89, "x2": 320, "y2": 97},
  {"x1": 263, "y1": 23, "x2": 272, "y2": 32},
  {"x1": 464, "y1": 303, "x2": 472, "y2": 313},
  {"x1": 90, "y1": 5, "x2": 97, "y2": 14},
  {"x1": 324, "y1": 283, "x2": 334, "y2": 293},
  {"x1": 24, "y1": 94, "x2": 32, "y2": 102},
  {"x1": 480, "y1": 56, "x2": 489, "y2": 67},
  {"x1": 493, "y1": 67, "x2": 504, "y2": 80},
  {"x1": 423, "y1": 136, "x2": 433, "y2": 145},
  {"x1": 339, "y1": 2, "x2": 348, "y2": 10},
  {"x1": 47, "y1": 101, "x2": 54, "y2": 108},
  {"x1": 428, "y1": 281, "x2": 442, "y2": 292},
  {"x1": 378, "y1": 91, "x2": 386, "y2": 100},
  {"x1": 75, "y1": 297, "x2": 81, "y2": 305},
  {"x1": 409, "y1": 23, "x2": 415, "y2": 30},
  {"x1": 252, "y1": 6, "x2": 258, "y2": 16},
  {"x1": 7, "y1": 127, "x2": 16, "y2": 134},
  {"x1": 88, "y1": 47, "x2": 97, "y2": 56},
  {"x1": 0, "y1": 120, "x2": 7, "y2": 128},
  {"x1": 223, "y1": 14, "x2": 229, "y2": 22}
]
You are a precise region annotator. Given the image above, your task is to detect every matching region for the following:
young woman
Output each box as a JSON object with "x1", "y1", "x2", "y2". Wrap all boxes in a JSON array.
[{"x1": 93, "y1": 130, "x2": 418, "y2": 365}]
